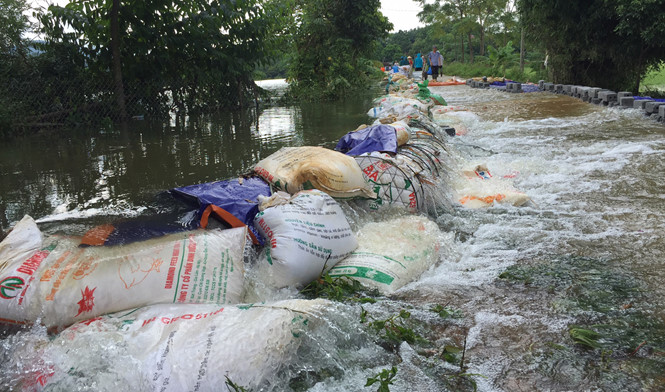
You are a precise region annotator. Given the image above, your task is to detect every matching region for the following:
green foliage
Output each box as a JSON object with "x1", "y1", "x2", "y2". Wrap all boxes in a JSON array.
[
  {"x1": 487, "y1": 41, "x2": 517, "y2": 76},
  {"x1": 0, "y1": 0, "x2": 30, "y2": 56},
  {"x1": 365, "y1": 366, "x2": 397, "y2": 392},
  {"x1": 300, "y1": 272, "x2": 379, "y2": 303},
  {"x1": 224, "y1": 375, "x2": 249, "y2": 392},
  {"x1": 362, "y1": 309, "x2": 428, "y2": 347},
  {"x1": 430, "y1": 304, "x2": 463, "y2": 319},
  {"x1": 38, "y1": 0, "x2": 293, "y2": 117},
  {"x1": 441, "y1": 61, "x2": 545, "y2": 82},
  {"x1": 518, "y1": 0, "x2": 665, "y2": 91},
  {"x1": 287, "y1": 0, "x2": 392, "y2": 101},
  {"x1": 569, "y1": 327, "x2": 603, "y2": 349}
]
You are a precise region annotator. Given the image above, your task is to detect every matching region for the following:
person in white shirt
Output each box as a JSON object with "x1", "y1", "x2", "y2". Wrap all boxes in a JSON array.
[{"x1": 428, "y1": 46, "x2": 443, "y2": 81}]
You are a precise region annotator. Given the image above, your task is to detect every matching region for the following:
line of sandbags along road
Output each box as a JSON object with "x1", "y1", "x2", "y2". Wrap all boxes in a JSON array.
[{"x1": 0, "y1": 73, "x2": 532, "y2": 391}]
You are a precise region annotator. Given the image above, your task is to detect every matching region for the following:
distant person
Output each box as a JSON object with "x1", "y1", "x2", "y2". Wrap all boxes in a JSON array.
[
  {"x1": 414, "y1": 53, "x2": 423, "y2": 73},
  {"x1": 392, "y1": 62, "x2": 399, "y2": 73},
  {"x1": 407, "y1": 56, "x2": 414, "y2": 78},
  {"x1": 421, "y1": 53, "x2": 430, "y2": 80},
  {"x1": 429, "y1": 46, "x2": 443, "y2": 81},
  {"x1": 399, "y1": 56, "x2": 408, "y2": 66}
]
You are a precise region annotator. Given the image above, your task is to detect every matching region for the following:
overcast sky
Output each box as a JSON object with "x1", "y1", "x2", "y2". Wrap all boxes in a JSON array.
[
  {"x1": 380, "y1": 0, "x2": 423, "y2": 32},
  {"x1": 29, "y1": 0, "x2": 424, "y2": 34}
]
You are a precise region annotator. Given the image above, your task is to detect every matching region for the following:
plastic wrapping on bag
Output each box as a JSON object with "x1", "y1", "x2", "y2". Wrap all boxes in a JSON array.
[
  {"x1": 335, "y1": 123, "x2": 411, "y2": 156},
  {"x1": 17, "y1": 299, "x2": 330, "y2": 391},
  {"x1": 171, "y1": 177, "x2": 271, "y2": 245},
  {"x1": 329, "y1": 215, "x2": 442, "y2": 293}
]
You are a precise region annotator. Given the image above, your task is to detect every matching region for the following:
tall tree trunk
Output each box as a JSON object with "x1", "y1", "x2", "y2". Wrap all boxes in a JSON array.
[
  {"x1": 480, "y1": 27, "x2": 485, "y2": 56},
  {"x1": 460, "y1": 35, "x2": 465, "y2": 63},
  {"x1": 110, "y1": 0, "x2": 127, "y2": 120},
  {"x1": 468, "y1": 33, "x2": 474, "y2": 63},
  {"x1": 520, "y1": 28, "x2": 525, "y2": 73}
]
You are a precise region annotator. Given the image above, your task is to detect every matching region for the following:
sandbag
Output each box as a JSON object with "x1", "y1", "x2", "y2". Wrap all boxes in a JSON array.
[
  {"x1": 335, "y1": 122, "x2": 410, "y2": 156},
  {"x1": 354, "y1": 153, "x2": 424, "y2": 212},
  {"x1": 253, "y1": 190, "x2": 357, "y2": 288},
  {"x1": 254, "y1": 147, "x2": 376, "y2": 199},
  {"x1": 0, "y1": 218, "x2": 247, "y2": 328},
  {"x1": 367, "y1": 96, "x2": 431, "y2": 119},
  {"x1": 18, "y1": 299, "x2": 329, "y2": 391},
  {"x1": 454, "y1": 164, "x2": 531, "y2": 208},
  {"x1": 329, "y1": 215, "x2": 442, "y2": 293}
]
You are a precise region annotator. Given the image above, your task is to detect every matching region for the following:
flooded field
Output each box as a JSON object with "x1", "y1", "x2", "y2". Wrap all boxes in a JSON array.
[{"x1": 0, "y1": 80, "x2": 664, "y2": 391}]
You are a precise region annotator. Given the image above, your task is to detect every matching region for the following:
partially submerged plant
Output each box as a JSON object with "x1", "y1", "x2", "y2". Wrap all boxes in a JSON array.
[
  {"x1": 361, "y1": 308, "x2": 428, "y2": 348},
  {"x1": 300, "y1": 272, "x2": 378, "y2": 303},
  {"x1": 365, "y1": 366, "x2": 397, "y2": 392}
]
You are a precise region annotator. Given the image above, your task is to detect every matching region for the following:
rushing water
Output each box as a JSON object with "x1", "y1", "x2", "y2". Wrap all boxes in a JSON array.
[{"x1": 1, "y1": 79, "x2": 664, "y2": 391}]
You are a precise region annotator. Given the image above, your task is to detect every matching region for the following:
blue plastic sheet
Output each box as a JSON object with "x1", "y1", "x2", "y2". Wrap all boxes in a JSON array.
[
  {"x1": 335, "y1": 124, "x2": 399, "y2": 156},
  {"x1": 171, "y1": 177, "x2": 271, "y2": 244}
]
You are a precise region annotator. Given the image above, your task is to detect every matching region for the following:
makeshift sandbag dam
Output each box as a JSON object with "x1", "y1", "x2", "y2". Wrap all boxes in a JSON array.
[{"x1": 0, "y1": 75, "x2": 664, "y2": 391}]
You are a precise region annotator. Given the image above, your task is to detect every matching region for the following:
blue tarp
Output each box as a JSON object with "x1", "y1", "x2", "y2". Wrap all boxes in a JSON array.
[
  {"x1": 335, "y1": 124, "x2": 399, "y2": 156},
  {"x1": 171, "y1": 177, "x2": 271, "y2": 245}
]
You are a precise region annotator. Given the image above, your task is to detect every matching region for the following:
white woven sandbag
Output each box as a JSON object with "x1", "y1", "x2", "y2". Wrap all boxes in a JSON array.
[
  {"x1": 0, "y1": 222, "x2": 248, "y2": 329},
  {"x1": 254, "y1": 190, "x2": 357, "y2": 288},
  {"x1": 16, "y1": 299, "x2": 329, "y2": 391},
  {"x1": 329, "y1": 215, "x2": 442, "y2": 293}
]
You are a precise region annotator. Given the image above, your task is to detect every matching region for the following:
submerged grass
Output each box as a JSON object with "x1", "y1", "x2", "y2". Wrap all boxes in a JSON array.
[{"x1": 498, "y1": 256, "x2": 665, "y2": 389}]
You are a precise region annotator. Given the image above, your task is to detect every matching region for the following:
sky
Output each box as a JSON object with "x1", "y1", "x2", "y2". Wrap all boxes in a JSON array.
[
  {"x1": 27, "y1": 0, "x2": 424, "y2": 35},
  {"x1": 380, "y1": 0, "x2": 423, "y2": 32}
]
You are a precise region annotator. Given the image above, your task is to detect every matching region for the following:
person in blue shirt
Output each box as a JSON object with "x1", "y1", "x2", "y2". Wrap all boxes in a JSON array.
[
  {"x1": 414, "y1": 53, "x2": 423, "y2": 73},
  {"x1": 428, "y1": 46, "x2": 443, "y2": 81}
]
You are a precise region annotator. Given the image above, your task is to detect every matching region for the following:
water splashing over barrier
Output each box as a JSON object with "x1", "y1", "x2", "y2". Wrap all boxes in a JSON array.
[{"x1": 2, "y1": 77, "x2": 665, "y2": 391}]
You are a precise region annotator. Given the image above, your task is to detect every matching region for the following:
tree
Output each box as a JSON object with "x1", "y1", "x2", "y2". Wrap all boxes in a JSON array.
[
  {"x1": 469, "y1": 0, "x2": 506, "y2": 56},
  {"x1": 518, "y1": 0, "x2": 665, "y2": 92},
  {"x1": 288, "y1": 0, "x2": 392, "y2": 100},
  {"x1": 0, "y1": 0, "x2": 30, "y2": 57},
  {"x1": 40, "y1": 0, "x2": 293, "y2": 116}
]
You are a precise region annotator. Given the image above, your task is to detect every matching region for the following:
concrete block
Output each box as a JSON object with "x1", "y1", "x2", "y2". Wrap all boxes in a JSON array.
[
  {"x1": 644, "y1": 101, "x2": 663, "y2": 114},
  {"x1": 617, "y1": 91, "x2": 632, "y2": 99},
  {"x1": 634, "y1": 100, "x2": 653, "y2": 109},
  {"x1": 659, "y1": 105, "x2": 665, "y2": 121},
  {"x1": 563, "y1": 85, "x2": 572, "y2": 94},
  {"x1": 591, "y1": 97, "x2": 602, "y2": 105},
  {"x1": 598, "y1": 91, "x2": 617, "y2": 105},
  {"x1": 539, "y1": 80, "x2": 545, "y2": 89},
  {"x1": 543, "y1": 83, "x2": 554, "y2": 91},
  {"x1": 483, "y1": 82, "x2": 491, "y2": 89},
  {"x1": 588, "y1": 88, "x2": 602, "y2": 99},
  {"x1": 505, "y1": 82, "x2": 513, "y2": 91},
  {"x1": 620, "y1": 97, "x2": 635, "y2": 108},
  {"x1": 578, "y1": 87, "x2": 590, "y2": 99},
  {"x1": 554, "y1": 84, "x2": 563, "y2": 93}
]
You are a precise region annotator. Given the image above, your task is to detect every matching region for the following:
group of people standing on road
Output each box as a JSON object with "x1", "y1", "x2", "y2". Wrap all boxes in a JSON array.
[{"x1": 393, "y1": 46, "x2": 444, "y2": 81}]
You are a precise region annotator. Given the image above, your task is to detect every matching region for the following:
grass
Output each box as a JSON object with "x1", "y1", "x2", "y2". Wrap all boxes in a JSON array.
[
  {"x1": 641, "y1": 63, "x2": 665, "y2": 90},
  {"x1": 640, "y1": 63, "x2": 665, "y2": 98}
]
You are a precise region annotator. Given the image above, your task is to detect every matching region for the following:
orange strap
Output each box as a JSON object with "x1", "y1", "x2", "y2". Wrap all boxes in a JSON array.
[
  {"x1": 80, "y1": 224, "x2": 115, "y2": 246},
  {"x1": 200, "y1": 205, "x2": 260, "y2": 245}
]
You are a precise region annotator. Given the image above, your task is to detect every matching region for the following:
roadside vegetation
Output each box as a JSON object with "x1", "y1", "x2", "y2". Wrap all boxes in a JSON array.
[{"x1": 2, "y1": 0, "x2": 665, "y2": 135}]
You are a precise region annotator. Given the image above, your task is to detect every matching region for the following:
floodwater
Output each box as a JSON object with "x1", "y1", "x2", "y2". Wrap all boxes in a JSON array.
[{"x1": 1, "y1": 79, "x2": 664, "y2": 391}]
